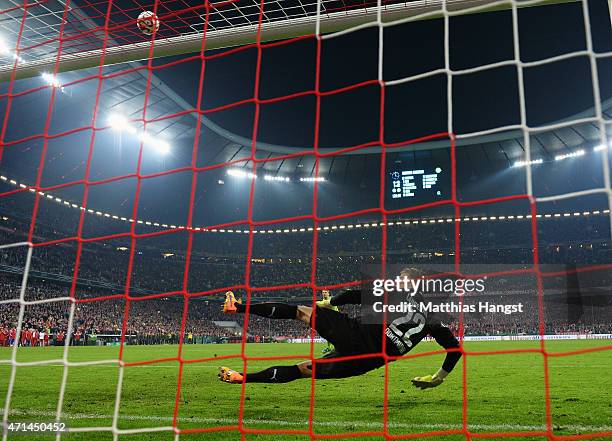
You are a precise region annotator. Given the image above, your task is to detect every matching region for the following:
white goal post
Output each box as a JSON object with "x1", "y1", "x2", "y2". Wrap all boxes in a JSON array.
[{"x1": 0, "y1": 0, "x2": 579, "y2": 83}]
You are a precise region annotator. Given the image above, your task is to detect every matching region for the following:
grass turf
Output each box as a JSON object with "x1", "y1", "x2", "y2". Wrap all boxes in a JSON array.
[{"x1": 0, "y1": 340, "x2": 610, "y2": 440}]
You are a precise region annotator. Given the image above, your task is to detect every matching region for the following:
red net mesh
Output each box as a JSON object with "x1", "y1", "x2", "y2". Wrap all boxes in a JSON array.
[{"x1": 0, "y1": 0, "x2": 611, "y2": 439}]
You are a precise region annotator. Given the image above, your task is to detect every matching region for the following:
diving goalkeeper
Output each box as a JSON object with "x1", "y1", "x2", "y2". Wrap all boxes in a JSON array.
[{"x1": 218, "y1": 268, "x2": 462, "y2": 389}]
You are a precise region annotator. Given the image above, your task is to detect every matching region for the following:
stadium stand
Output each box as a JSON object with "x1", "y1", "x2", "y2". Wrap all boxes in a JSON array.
[{"x1": 1, "y1": 192, "x2": 610, "y2": 346}]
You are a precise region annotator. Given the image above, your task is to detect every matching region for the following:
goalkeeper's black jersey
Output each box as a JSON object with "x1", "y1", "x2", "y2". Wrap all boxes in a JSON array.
[
  {"x1": 330, "y1": 289, "x2": 459, "y2": 358},
  {"x1": 383, "y1": 304, "x2": 457, "y2": 357}
]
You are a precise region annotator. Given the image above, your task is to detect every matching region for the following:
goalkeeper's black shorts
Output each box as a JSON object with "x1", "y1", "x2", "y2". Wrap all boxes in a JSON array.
[{"x1": 310, "y1": 306, "x2": 386, "y2": 379}]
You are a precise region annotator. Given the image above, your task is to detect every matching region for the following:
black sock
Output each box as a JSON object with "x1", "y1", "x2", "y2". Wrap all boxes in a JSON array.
[
  {"x1": 244, "y1": 365, "x2": 302, "y2": 383},
  {"x1": 235, "y1": 302, "x2": 297, "y2": 319}
]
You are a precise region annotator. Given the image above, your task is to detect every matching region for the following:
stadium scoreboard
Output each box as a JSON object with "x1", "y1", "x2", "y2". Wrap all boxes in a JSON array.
[{"x1": 388, "y1": 166, "x2": 445, "y2": 203}]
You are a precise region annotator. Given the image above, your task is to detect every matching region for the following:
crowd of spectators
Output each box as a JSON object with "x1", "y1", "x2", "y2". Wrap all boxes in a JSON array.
[
  {"x1": 0, "y1": 274, "x2": 314, "y2": 346},
  {"x1": 0, "y1": 194, "x2": 611, "y2": 347},
  {"x1": 1, "y1": 268, "x2": 610, "y2": 347}
]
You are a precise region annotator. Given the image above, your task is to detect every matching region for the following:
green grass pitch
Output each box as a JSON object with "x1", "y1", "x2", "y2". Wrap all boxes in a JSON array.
[{"x1": 1, "y1": 340, "x2": 610, "y2": 440}]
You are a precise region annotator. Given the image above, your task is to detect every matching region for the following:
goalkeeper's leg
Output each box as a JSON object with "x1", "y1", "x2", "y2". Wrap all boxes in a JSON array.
[
  {"x1": 219, "y1": 364, "x2": 308, "y2": 384},
  {"x1": 223, "y1": 291, "x2": 313, "y2": 324},
  {"x1": 224, "y1": 291, "x2": 360, "y2": 354},
  {"x1": 219, "y1": 356, "x2": 384, "y2": 384}
]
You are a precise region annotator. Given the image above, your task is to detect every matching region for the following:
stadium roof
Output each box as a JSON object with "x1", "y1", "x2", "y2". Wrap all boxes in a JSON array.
[{"x1": 1, "y1": 0, "x2": 610, "y2": 181}]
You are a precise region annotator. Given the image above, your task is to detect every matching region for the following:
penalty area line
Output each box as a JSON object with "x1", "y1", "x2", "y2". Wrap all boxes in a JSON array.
[{"x1": 1, "y1": 408, "x2": 611, "y2": 433}]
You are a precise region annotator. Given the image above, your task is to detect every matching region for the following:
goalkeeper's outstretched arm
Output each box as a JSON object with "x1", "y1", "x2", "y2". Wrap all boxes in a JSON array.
[{"x1": 411, "y1": 324, "x2": 462, "y2": 389}]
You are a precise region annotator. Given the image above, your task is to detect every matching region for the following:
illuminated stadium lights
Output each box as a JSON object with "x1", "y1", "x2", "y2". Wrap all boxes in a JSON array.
[
  {"x1": 141, "y1": 133, "x2": 170, "y2": 155},
  {"x1": 41, "y1": 72, "x2": 63, "y2": 90},
  {"x1": 108, "y1": 113, "x2": 170, "y2": 154},
  {"x1": 513, "y1": 158, "x2": 543, "y2": 168},
  {"x1": 513, "y1": 144, "x2": 607, "y2": 167},
  {"x1": 555, "y1": 149, "x2": 585, "y2": 161},
  {"x1": 227, "y1": 169, "x2": 257, "y2": 179},
  {"x1": 299, "y1": 177, "x2": 326, "y2": 182},
  {"x1": 0, "y1": 35, "x2": 24, "y2": 64},
  {"x1": 264, "y1": 175, "x2": 291, "y2": 182},
  {"x1": 108, "y1": 114, "x2": 136, "y2": 133},
  {"x1": 1, "y1": 173, "x2": 611, "y2": 234}
]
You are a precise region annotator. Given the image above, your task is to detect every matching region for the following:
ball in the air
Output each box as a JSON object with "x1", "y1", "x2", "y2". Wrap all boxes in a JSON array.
[{"x1": 137, "y1": 11, "x2": 160, "y2": 35}]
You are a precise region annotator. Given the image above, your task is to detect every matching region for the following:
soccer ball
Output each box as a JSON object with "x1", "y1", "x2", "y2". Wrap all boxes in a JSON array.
[{"x1": 137, "y1": 11, "x2": 159, "y2": 35}]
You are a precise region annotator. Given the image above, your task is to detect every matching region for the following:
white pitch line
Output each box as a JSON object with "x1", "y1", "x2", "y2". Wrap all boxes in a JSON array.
[
  {"x1": 1, "y1": 408, "x2": 611, "y2": 433},
  {"x1": 1, "y1": 363, "x2": 610, "y2": 369}
]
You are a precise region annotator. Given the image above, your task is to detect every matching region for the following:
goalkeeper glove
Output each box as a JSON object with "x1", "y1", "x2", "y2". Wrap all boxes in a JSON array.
[{"x1": 411, "y1": 369, "x2": 448, "y2": 389}]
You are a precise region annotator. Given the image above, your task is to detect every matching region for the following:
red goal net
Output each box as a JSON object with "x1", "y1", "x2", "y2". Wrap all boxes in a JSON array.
[{"x1": 0, "y1": 0, "x2": 611, "y2": 439}]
